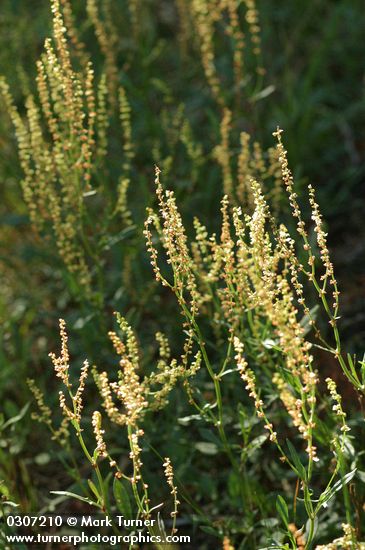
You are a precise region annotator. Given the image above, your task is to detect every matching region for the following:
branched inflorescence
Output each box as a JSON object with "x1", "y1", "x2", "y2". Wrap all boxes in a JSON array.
[
  {"x1": 1, "y1": 0, "x2": 134, "y2": 300},
  {"x1": 143, "y1": 127, "x2": 353, "y2": 472}
]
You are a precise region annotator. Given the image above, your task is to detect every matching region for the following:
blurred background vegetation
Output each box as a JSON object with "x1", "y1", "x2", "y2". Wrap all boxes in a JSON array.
[{"x1": 0, "y1": 0, "x2": 364, "y2": 546}]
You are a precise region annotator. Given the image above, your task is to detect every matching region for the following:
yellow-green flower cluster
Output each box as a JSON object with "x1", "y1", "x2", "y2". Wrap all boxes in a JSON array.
[
  {"x1": 188, "y1": 0, "x2": 265, "y2": 103},
  {"x1": 326, "y1": 377, "x2": 350, "y2": 437},
  {"x1": 215, "y1": 119, "x2": 285, "y2": 212},
  {"x1": 163, "y1": 457, "x2": 180, "y2": 525},
  {"x1": 1, "y1": 0, "x2": 136, "y2": 299},
  {"x1": 316, "y1": 524, "x2": 364, "y2": 550},
  {"x1": 146, "y1": 143, "x2": 337, "y2": 464},
  {"x1": 93, "y1": 313, "x2": 201, "y2": 428},
  {"x1": 86, "y1": 0, "x2": 118, "y2": 100},
  {"x1": 116, "y1": 87, "x2": 134, "y2": 225},
  {"x1": 92, "y1": 411, "x2": 107, "y2": 458},
  {"x1": 48, "y1": 319, "x2": 90, "y2": 424}
]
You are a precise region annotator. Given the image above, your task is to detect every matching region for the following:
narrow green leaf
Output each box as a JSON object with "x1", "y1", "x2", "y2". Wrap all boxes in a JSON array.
[
  {"x1": 113, "y1": 478, "x2": 133, "y2": 520},
  {"x1": 286, "y1": 440, "x2": 307, "y2": 480},
  {"x1": 2, "y1": 500, "x2": 19, "y2": 508},
  {"x1": 250, "y1": 84, "x2": 276, "y2": 102},
  {"x1": 276, "y1": 495, "x2": 289, "y2": 528},
  {"x1": 2, "y1": 403, "x2": 30, "y2": 430},
  {"x1": 357, "y1": 470, "x2": 365, "y2": 483},
  {"x1": 319, "y1": 469, "x2": 357, "y2": 507},
  {"x1": 50, "y1": 490, "x2": 97, "y2": 506},
  {"x1": 195, "y1": 442, "x2": 218, "y2": 455},
  {"x1": 245, "y1": 435, "x2": 267, "y2": 459},
  {"x1": 88, "y1": 479, "x2": 101, "y2": 502}
]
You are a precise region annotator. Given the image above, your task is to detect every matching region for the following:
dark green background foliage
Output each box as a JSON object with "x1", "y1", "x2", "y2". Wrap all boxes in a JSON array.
[{"x1": 0, "y1": 1, "x2": 364, "y2": 548}]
